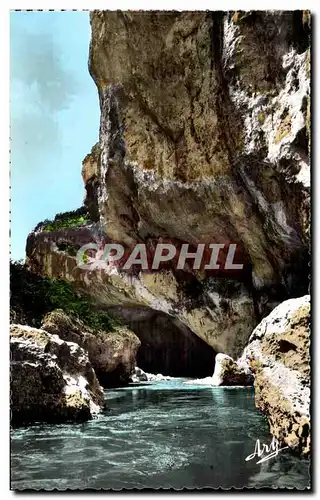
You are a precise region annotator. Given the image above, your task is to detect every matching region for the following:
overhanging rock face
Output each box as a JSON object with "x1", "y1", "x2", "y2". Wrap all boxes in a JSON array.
[
  {"x1": 27, "y1": 11, "x2": 310, "y2": 362},
  {"x1": 87, "y1": 10, "x2": 310, "y2": 286},
  {"x1": 26, "y1": 227, "x2": 256, "y2": 358}
]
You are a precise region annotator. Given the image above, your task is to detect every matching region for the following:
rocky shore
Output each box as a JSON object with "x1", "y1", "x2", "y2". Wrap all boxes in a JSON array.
[
  {"x1": 11, "y1": 324, "x2": 104, "y2": 425},
  {"x1": 241, "y1": 295, "x2": 310, "y2": 456},
  {"x1": 10, "y1": 262, "x2": 142, "y2": 424},
  {"x1": 42, "y1": 309, "x2": 141, "y2": 387},
  {"x1": 210, "y1": 295, "x2": 311, "y2": 455}
]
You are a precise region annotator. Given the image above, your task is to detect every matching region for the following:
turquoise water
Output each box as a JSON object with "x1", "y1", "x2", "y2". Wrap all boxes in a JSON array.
[{"x1": 11, "y1": 380, "x2": 310, "y2": 490}]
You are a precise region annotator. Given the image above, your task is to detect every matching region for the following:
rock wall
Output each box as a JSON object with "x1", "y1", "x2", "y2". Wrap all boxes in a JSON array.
[
  {"x1": 11, "y1": 324, "x2": 104, "y2": 425},
  {"x1": 87, "y1": 10, "x2": 310, "y2": 286},
  {"x1": 26, "y1": 228, "x2": 256, "y2": 359},
  {"x1": 239, "y1": 295, "x2": 310, "y2": 455},
  {"x1": 42, "y1": 309, "x2": 141, "y2": 387},
  {"x1": 26, "y1": 10, "x2": 310, "y2": 368}
]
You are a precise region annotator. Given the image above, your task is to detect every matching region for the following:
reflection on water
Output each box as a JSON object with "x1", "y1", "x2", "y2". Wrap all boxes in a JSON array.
[{"x1": 11, "y1": 380, "x2": 310, "y2": 490}]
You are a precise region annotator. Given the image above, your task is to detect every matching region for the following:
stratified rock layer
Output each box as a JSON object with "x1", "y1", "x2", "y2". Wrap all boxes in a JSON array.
[
  {"x1": 42, "y1": 309, "x2": 141, "y2": 387},
  {"x1": 239, "y1": 295, "x2": 310, "y2": 455},
  {"x1": 11, "y1": 324, "x2": 104, "y2": 425}
]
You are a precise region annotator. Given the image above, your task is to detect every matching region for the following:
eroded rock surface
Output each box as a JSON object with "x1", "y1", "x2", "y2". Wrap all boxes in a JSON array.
[
  {"x1": 239, "y1": 295, "x2": 310, "y2": 455},
  {"x1": 42, "y1": 309, "x2": 141, "y2": 387},
  {"x1": 130, "y1": 366, "x2": 148, "y2": 383},
  {"x1": 10, "y1": 324, "x2": 104, "y2": 425},
  {"x1": 27, "y1": 228, "x2": 255, "y2": 358},
  {"x1": 27, "y1": 10, "x2": 310, "y2": 361},
  {"x1": 88, "y1": 10, "x2": 310, "y2": 286},
  {"x1": 211, "y1": 353, "x2": 253, "y2": 386}
]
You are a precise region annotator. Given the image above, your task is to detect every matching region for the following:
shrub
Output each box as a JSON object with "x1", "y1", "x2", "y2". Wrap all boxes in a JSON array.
[
  {"x1": 10, "y1": 260, "x2": 119, "y2": 331},
  {"x1": 34, "y1": 206, "x2": 91, "y2": 233}
]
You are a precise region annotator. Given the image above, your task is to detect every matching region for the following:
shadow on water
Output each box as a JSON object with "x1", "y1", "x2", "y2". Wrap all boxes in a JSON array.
[{"x1": 11, "y1": 380, "x2": 310, "y2": 490}]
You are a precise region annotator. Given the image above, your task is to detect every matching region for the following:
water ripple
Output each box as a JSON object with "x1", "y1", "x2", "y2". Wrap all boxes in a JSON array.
[{"x1": 11, "y1": 380, "x2": 310, "y2": 489}]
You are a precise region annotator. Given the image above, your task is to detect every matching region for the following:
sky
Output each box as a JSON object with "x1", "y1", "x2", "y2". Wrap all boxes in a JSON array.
[{"x1": 10, "y1": 11, "x2": 100, "y2": 261}]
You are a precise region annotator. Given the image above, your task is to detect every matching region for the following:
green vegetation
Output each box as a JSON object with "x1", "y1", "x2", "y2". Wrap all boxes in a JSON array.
[
  {"x1": 56, "y1": 242, "x2": 89, "y2": 262},
  {"x1": 34, "y1": 206, "x2": 91, "y2": 233},
  {"x1": 10, "y1": 261, "x2": 120, "y2": 331}
]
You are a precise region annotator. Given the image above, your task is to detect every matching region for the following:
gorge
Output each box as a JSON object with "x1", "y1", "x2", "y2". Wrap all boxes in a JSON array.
[
  {"x1": 26, "y1": 10, "x2": 310, "y2": 364},
  {"x1": 10, "y1": 9, "x2": 311, "y2": 490}
]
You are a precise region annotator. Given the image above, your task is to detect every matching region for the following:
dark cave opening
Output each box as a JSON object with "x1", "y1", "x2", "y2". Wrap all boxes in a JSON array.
[{"x1": 108, "y1": 306, "x2": 216, "y2": 378}]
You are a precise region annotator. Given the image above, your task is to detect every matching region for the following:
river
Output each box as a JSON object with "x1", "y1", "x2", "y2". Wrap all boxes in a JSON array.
[{"x1": 11, "y1": 379, "x2": 310, "y2": 490}]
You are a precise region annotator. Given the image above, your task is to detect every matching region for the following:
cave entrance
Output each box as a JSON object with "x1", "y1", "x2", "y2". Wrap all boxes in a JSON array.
[{"x1": 108, "y1": 306, "x2": 216, "y2": 378}]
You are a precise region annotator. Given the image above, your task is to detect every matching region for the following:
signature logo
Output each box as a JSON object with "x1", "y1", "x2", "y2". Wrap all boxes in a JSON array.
[{"x1": 245, "y1": 436, "x2": 289, "y2": 465}]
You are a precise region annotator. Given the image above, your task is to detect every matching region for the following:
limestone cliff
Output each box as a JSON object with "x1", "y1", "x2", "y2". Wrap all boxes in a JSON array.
[
  {"x1": 239, "y1": 295, "x2": 310, "y2": 455},
  {"x1": 26, "y1": 11, "x2": 310, "y2": 369}
]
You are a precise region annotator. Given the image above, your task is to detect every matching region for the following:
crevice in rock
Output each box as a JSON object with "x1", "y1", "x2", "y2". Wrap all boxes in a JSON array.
[
  {"x1": 292, "y1": 126, "x2": 309, "y2": 163},
  {"x1": 209, "y1": 12, "x2": 244, "y2": 165},
  {"x1": 84, "y1": 178, "x2": 100, "y2": 222},
  {"x1": 278, "y1": 339, "x2": 297, "y2": 353},
  {"x1": 291, "y1": 11, "x2": 311, "y2": 54},
  {"x1": 95, "y1": 365, "x2": 133, "y2": 388},
  {"x1": 209, "y1": 12, "x2": 232, "y2": 164}
]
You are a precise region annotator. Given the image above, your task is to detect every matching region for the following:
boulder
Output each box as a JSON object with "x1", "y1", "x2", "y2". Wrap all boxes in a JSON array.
[
  {"x1": 130, "y1": 366, "x2": 148, "y2": 383},
  {"x1": 10, "y1": 324, "x2": 104, "y2": 425},
  {"x1": 211, "y1": 353, "x2": 253, "y2": 386},
  {"x1": 140, "y1": 372, "x2": 176, "y2": 382},
  {"x1": 42, "y1": 309, "x2": 141, "y2": 387},
  {"x1": 239, "y1": 295, "x2": 310, "y2": 455}
]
